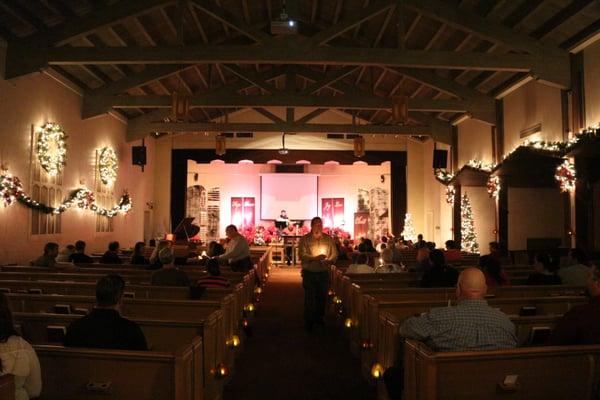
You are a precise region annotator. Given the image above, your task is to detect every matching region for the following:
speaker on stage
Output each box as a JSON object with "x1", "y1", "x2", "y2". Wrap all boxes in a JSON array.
[
  {"x1": 132, "y1": 146, "x2": 147, "y2": 166},
  {"x1": 433, "y1": 149, "x2": 448, "y2": 169}
]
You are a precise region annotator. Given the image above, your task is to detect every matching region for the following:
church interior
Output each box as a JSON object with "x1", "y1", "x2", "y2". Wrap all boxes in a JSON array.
[{"x1": 1, "y1": 0, "x2": 600, "y2": 399}]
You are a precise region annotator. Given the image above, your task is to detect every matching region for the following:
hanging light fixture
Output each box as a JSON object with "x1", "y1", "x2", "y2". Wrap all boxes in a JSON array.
[
  {"x1": 278, "y1": 132, "x2": 289, "y2": 155},
  {"x1": 391, "y1": 96, "x2": 409, "y2": 124},
  {"x1": 215, "y1": 134, "x2": 226, "y2": 156},
  {"x1": 354, "y1": 135, "x2": 365, "y2": 158},
  {"x1": 171, "y1": 92, "x2": 190, "y2": 121}
]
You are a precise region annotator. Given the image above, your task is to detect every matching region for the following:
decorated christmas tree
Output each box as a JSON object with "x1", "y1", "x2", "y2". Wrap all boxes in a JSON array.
[
  {"x1": 460, "y1": 193, "x2": 479, "y2": 253},
  {"x1": 401, "y1": 213, "x2": 416, "y2": 242}
]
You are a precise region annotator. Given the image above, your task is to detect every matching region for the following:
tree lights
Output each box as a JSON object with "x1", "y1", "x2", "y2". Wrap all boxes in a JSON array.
[{"x1": 460, "y1": 193, "x2": 479, "y2": 253}]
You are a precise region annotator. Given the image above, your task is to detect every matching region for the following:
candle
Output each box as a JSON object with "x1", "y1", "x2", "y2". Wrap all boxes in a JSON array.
[{"x1": 201, "y1": 251, "x2": 207, "y2": 257}]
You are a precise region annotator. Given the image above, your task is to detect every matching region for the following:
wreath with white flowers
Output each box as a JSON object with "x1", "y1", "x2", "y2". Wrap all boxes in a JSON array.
[
  {"x1": 486, "y1": 176, "x2": 500, "y2": 199},
  {"x1": 98, "y1": 147, "x2": 118, "y2": 185},
  {"x1": 445, "y1": 185, "x2": 455, "y2": 206},
  {"x1": 555, "y1": 160, "x2": 576, "y2": 193},
  {"x1": 36, "y1": 123, "x2": 67, "y2": 176}
]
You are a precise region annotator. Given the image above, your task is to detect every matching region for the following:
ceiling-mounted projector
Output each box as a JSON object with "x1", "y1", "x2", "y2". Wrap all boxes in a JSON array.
[{"x1": 270, "y1": 8, "x2": 297, "y2": 35}]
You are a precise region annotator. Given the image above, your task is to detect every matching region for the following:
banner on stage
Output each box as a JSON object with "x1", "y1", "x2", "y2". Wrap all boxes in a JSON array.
[
  {"x1": 231, "y1": 197, "x2": 255, "y2": 228},
  {"x1": 321, "y1": 198, "x2": 344, "y2": 228}
]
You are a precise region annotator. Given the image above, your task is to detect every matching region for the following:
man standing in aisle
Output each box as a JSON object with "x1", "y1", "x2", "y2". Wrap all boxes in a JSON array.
[{"x1": 298, "y1": 217, "x2": 338, "y2": 331}]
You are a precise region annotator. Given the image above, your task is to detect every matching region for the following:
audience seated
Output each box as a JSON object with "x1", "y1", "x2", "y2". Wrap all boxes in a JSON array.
[
  {"x1": 376, "y1": 236, "x2": 388, "y2": 252},
  {"x1": 56, "y1": 244, "x2": 75, "y2": 262},
  {"x1": 130, "y1": 241, "x2": 149, "y2": 265},
  {"x1": 420, "y1": 249, "x2": 458, "y2": 288},
  {"x1": 68, "y1": 240, "x2": 93, "y2": 264},
  {"x1": 488, "y1": 241, "x2": 503, "y2": 261},
  {"x1": 65, "y1": 274, "x2": 148, "y2": 350},
  {"x1": 443, "y1": 240, "x2": 462, "y2": 263},
  {"x1": 0, "y1": 293, "x2": 42, "y2": 400},
  {"x1": 357, "y1": 238, "x2": 376, "y2": 253},
  {"x1": 218, "y1": 225, "x2": 252, "y2": 272},
  {"x1": 479, "y1": 255, "x2": 510, "y2": 287},
  {"x1": 148, "y1": 240, "x2": 172, "y2": 270},
  {"x1": 395, "y1": 238, "x2": 409, "y2": 250},
  {"x1": 375, "y1": 248, "x2": 404, "y2": 273},
  {"x1": 346, "y1": 253, "x2": 373, "y2": 274},
  {"x1": 527, "y1": 253, "x2": 561, "y2": 285},
  {"x1": 31, "y1": 242, "x2": 59, "y2": 268},
  {"x1": 551, "y1": 264, "x2": 600, "y2": 345},
  {"x1": 150, "y1": 249, "x2": 191, "y2": 287},
  {"x1": 413, "y1": 234, "x2": 426, "y2": 249},
  {"x1": 197, "y1": 258, "x2": 230, "y2": 289},
  {"x1": 207, "y1": 241, "x2": 225, "y2": 258},
  {"x1": 558, "y1": 248, "x2": 589, "y2": 286},
  {"x1": 385, "y1": 268, "x2": 517, "y2": 399},
  {"x1": 99, "y1": 241, "x2": 122, "y2": 264}
]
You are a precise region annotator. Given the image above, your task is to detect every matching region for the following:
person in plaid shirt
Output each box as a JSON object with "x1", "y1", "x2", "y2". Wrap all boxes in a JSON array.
[{"x1": 400, "y1": 267, "x2": 517, "y2": 351}]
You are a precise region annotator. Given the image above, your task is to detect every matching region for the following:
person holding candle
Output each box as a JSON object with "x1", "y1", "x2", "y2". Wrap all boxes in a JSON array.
[{"x1": 298, "y1": 217, "x2": 338, "y2": 331}]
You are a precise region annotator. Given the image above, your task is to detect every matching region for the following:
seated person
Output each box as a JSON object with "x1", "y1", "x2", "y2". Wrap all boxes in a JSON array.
[
  {"x1": 148, "y1": 240, "x2": 172, "y2": 270},
  {"x1": 218, "y1": 225, "x2": 252, "y2": 271},
  {"x1": 197, "y1": 258, "x2": 230, "y2": 289},
  {"x1": 550, "y1": 264, "x2": 600, "y2": 345},
  {"x1": 346, "y1": 253, "x2": 373, "y2": 274},
  {"x1": 443, "y1": 240, "x2": 462, "y2": 263},
  {"x1": 376, "y1": 236, "x2": 388, "y2": 252},
  {"x1": 31, "y1": 242, "x2": 59, "y2": 267},
  {"x1": 207, "y1": 241, "x2": 225, "y2": 258},
  {"x1": 0, "y1": 293, "x2": 42, "y2": 400},
  {"x1": 99, "y1": 241, "x2": 122, "y2": 264},
  {"x1": 130, "y1": 241, "x2": 149, "y2": 265},
  {"x1": 414, "y1": 234, "x2": 427, "y2": 249},
  {"x1": 384, "y1": 268, "x2": 517, "y2": 400},
  {"x1": 151, "y1": 248, "x2": 191, "y2": 287},
  {"x1": 527, "y1": 253, "x2": 561, "y2": 285},
  {"x1": 558, "y1": 248, "x2": 590, "y2": 286},
  {"x1": 479, "y1": 255, "x2": 510, "y2": 287},
  {"x1": 413, "y1": 244, "x2": 431, "y2": 273},
  {"x1": 65, "y1": 274, "x2": 148, "y2": 350},
  {"x1": 56, "y1": 244, "x2": 76, "y2": 262},
  {"x1": 69, "y1": 240, "x2": 93, "y2": 264},
  {"x1": 376, "y1": 248, "x2": 404, "y2": 273},
  {"x1": 403, "y1": 267, "x2": 517, "y2": 350},
  {"x1": 488, "y1": 241, "x2": 503, "y2": 260},
  {"x1": 357, "y1": 238, "x2": 376, "y2": 253},
  {"x1": 420, "y1": 249, "x2": 458, "y2": 288}
]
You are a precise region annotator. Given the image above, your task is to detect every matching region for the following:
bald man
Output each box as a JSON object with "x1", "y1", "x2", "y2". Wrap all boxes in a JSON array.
[{"x1": 400, "y1": 268, "x2": 517, "y2": 351}]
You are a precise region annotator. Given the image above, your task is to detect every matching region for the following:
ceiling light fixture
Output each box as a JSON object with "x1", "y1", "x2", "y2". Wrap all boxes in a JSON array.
[{"x1": 278, "y1": 132, "x2": 289, "y2": 155}]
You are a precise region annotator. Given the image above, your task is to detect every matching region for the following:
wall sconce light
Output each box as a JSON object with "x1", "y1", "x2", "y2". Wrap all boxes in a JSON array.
[
  {"x1": 211, "y1": 363, "x2": 229, "y2": 378},
  {"x1": 371, "y1": 363, "x2": 385, "y2": 379}
]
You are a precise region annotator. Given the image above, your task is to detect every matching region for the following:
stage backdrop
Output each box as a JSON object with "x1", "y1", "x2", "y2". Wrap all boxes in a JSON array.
[{"x1": 173, "y1": 150, "x2": 406, "y2": 239}]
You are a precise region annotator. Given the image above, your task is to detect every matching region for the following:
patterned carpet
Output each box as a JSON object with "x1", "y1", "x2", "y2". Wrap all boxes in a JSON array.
[{"x1": 223, "y1": 267, "x2": 376, "y2": 400}]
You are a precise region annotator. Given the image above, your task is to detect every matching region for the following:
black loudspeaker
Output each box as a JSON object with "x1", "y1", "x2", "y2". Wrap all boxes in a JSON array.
[
  {"x1": 275, "y1": 164, "x2": 304, "y2": 173},
  {"x1": 132, "y1": 146, "x2": 147, "y2": 166},
  {"x1": 433, "y1": 149, "x2": 448, "y2": 169}
]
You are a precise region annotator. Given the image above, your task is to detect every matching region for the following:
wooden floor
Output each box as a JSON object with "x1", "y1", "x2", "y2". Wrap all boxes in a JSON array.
[{"x1": 223, "y1": 267, "x2": 376, "y2": 400}]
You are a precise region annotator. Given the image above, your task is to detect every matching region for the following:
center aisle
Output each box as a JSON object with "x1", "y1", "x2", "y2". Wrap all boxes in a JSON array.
[{"x1": 223, "y1": 267, "x2": 376, "y2": 400}]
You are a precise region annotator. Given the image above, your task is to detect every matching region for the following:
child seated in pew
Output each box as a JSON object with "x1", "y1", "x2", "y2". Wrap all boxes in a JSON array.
[
  {"x1": 0, "y1": 293, "x2": 42, "y2": 400},
  {"x1": 64, "y1": 274, "x2": 148, "y2": 350},
  {"x1": 197, "y1": 258, "x2": 230, "y2": 289},
  {"x1": 130, "y1": 241, "x2": 149, "y2": 265},
  {"x1": 31, "y1": 242, "x2": 59, "y2": 268}
]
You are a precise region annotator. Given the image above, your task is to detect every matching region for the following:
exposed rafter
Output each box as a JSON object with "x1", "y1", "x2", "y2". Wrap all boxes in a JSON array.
[{"x1": 4, "y1": 43, "x2": 569, "y2": 88}]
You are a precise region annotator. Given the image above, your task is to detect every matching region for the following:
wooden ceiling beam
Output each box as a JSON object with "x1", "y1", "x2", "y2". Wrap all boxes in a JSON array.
[
  {"x1": 187, "y1": 3, "x2": 209, "y2": 43},
  {"x1": 300, "y1": 66, "x2": 359, "y2": 95},
  {"x1": 307, "y1": 0, "x2": 395, "y2": 46},
  {"x1": 373, "y1": 6, "x2": 395, "y2": 47},
  {"x1": 127, "y1": 121, "x2": 432, "y2": 141},
  {"x1": 221, "y1": 64, "x2": 280, "y2": 93},
  {"x1": 0, "y1": 1, "x2": 47, "y2": 31},
  {"x1": 401, "y1": 0, "x2": 565, "y2": 57},
  {"x1": 252, "y1": 107, "x2": 285, "y2": 123},
  {"x1": 17, "y1": 0, "x2": 175, "y2": 47},
  {"x1": 296, "y1": 108, "x2": 328, "y2": 123},
  {"x1": 189, "y1": 0, "x2": 271, "y2": 43},
  {"x1": 531, "y1": 0, "x2": 594, "y2": 40}
]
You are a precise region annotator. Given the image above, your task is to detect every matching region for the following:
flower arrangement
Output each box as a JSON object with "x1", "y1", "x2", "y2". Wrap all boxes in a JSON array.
[
  {"x1": 555, "y1": 159, "x2": 576, "y2": 193},
  {"x1": 323, "y1": 226, "x2": 351, "y2": 239}
]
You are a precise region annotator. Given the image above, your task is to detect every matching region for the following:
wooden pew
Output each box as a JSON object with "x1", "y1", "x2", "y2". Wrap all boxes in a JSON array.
[
  {"x1": 358, "y1": 295, "x2": 586, "y2": 381},
  {"x1": 0, "y1": 374, "x2": 15, "y2": 400},
  {"x1": 35, "y1": 340, "x2": 201, "y2": 400},
  {"x1": 402, "y1": 339, "x2": 600, "y2": 400}
]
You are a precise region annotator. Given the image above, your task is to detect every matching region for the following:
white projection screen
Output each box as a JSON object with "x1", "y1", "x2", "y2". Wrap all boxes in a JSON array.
[{"x1": 260, "y1": 174, "x2": 318, "y2": 220}]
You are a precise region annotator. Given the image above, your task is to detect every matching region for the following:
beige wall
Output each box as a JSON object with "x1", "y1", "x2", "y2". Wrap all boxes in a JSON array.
[
  {"x1": 507, "y1": 188, "x2": 564, "y2": 251},
  {"x1": 503, "y1": 81, "x2": 564, "y2": 155},
  {"x1": 457, "y1": 119, "x2": 494, "y2": 167},
  {"x1": 0, "y1": 72, "x2": 152, "y2": 263},
  {"x1": 584, "y1": 40, "x2": 600, "y2": 127}
]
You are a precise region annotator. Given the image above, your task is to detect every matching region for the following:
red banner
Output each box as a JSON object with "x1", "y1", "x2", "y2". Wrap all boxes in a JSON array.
[
  {"x1": 322, "y1": 198, "x2": 344, "y2": 228},
  {"x1": 354, "y1": 211, "x2": 370, "y2": 239},
  {"x1": 231, "y1": 197, "x2": 255, "y2": 228}
]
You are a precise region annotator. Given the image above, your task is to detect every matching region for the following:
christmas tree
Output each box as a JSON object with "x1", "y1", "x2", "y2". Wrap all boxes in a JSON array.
[
  {"x1": 401, "y1": 213, "x2": 416, "y2": 242},
  {"x1": 460, "y1": 193, "x2": 479, "y2": 253}
]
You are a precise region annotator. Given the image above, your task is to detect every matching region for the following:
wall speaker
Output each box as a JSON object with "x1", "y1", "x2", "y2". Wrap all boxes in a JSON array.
[
  {"x1": 433, "y1": 149, "x2": 448, "y2": 169},
  {"x1": 132, "y1": 146, "x2": 147, "y2": 166}
]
